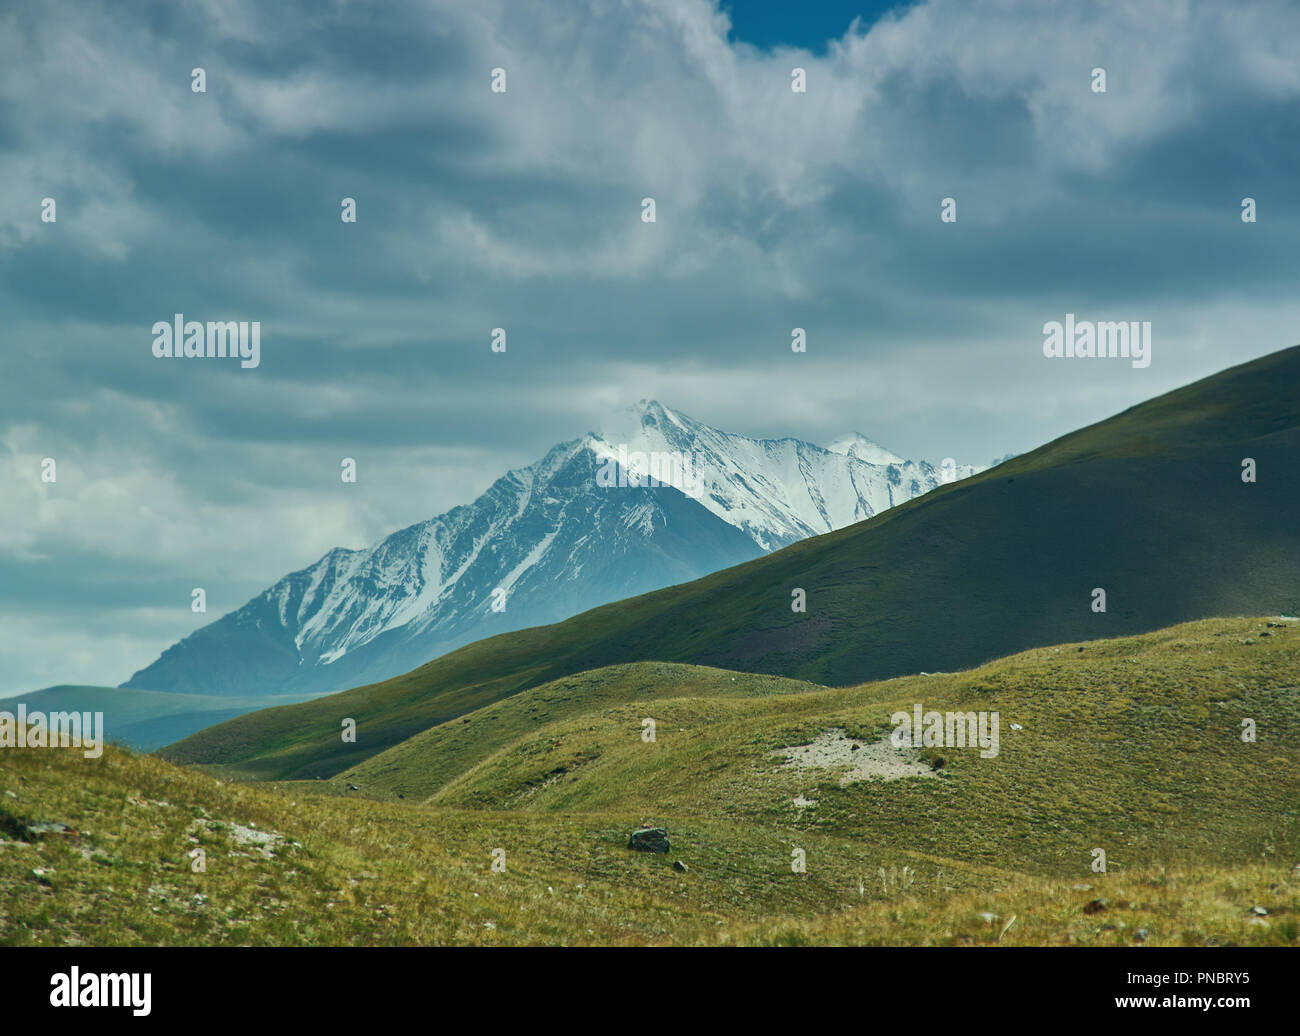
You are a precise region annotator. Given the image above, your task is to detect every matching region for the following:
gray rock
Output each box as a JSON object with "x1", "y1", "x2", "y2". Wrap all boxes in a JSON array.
[
  {"x1": 629, "y1": 827, "x2": 669, "y2": 854},
  {"x1": 673, "y1": 860, "x2": 688, "y2": 872},
  {"x1": 26, "y1": 821, "x2": 74, "y2": 837},
  {"x1": 4, "y1": 818, "x2": 76, "y2": 842}
]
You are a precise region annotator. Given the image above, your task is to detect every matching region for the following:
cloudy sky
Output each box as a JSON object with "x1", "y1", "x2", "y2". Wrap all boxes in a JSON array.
[{"x1": 3, "y1": 0, "x2": 1299, "y2": 696}]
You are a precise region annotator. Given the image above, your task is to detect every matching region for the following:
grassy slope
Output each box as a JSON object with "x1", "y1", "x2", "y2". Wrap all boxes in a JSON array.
[
  {"x1": 163, "y1": 345, "x2": 1300, "y2": 781},
  {"x1": 3, "y1": 618, "x2": 1297, "y2": 946},
  {"x1": 0, "y1": 686, "x2": 320, "y2": 752},
  {"x1": 313, "y1": 664, "x2": 825, "y2": 796},
  {"x1": 334, "y1": 617, "x2": 1300, "y2": 872}
]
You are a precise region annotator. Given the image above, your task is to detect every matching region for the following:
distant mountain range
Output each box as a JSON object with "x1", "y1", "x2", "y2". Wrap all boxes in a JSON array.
[{"x1": 124, "y1": 401, "x2": 989, "y2": 698}]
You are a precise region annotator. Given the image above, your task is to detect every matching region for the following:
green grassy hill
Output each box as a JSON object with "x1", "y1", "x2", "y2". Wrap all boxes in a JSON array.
[
  {"x1": 0, "y1": 686, "x2": 321, "y2": 752},
  {"x1": 335, "y1": 617, "x2": 1300, "y2": 872},
  {"x1": 3, "y1": 618, "x2": 1296, "y2": 946},
  {"x1": 163, "y1": 345, "x2": 1300, "y2": 782},
  {"x1": 315, "y1": 664, "x2": 826, "y2": 800}
]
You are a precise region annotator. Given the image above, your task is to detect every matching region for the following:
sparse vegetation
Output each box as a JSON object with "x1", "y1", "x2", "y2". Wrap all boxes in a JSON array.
[{"x1": 4, "y1": 617, "x2": 1296, "y2": 946}]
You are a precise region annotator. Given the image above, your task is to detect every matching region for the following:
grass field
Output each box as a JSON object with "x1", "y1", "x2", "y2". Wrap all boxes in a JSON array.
[{"x1": 4, "y1": 617, "x2": 1296, "y2": 946}]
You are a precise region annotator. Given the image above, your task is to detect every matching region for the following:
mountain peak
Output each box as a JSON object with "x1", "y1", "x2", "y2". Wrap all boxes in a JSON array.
[
  {"x1": 601, "y1": 399, "x2": 695, "y2": 441},
  {"x1": 629, "y1": 398, "x2": 677, "y2": 420},
  {"x1": 823, "y1": 432, "x2": 906, "y2": 467},
  {"x1": 126, "y1": 400, "x2": 987, "y2": 699}
]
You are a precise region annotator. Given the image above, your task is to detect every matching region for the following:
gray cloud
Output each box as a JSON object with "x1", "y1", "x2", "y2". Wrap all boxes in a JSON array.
[{"x1": 3, "y1": 0, "x2": 1299, "y2": 693}]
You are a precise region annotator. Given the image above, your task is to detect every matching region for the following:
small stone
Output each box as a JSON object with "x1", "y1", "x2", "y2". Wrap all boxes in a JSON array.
[
  {"x1": 347, "y1": 784, "x2": 359, "y2": 791},
  {"x1": 1251, "y1": 905, "x2": 1269, "y2": 916},
  {"x1": 1135, "y1": 927, "x2": 1149, "y2": 942},
  {"x1": 1083, "y1": 898, "x2": 1110, "y2": 915},
  {"x1": 628, "y1": 827, "x2": 670, "y2": 854},
  {"x1": 673, "y1": 860, "x2": 688, "y2": 873},
  {"x1": 26, "y1": 821, "x2": 76, "y2": 839},
  {"x1": 1072, "y1": 883, "x2": 1093, "y2": 891},
  {"x1": 977, "y1": 911, "x2": 998, "y2": 924}
]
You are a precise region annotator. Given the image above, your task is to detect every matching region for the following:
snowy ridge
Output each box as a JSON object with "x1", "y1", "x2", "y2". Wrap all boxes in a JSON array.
[
  {"x1": 123, "y1": 403, "x2": 990, "y2": 698},
  {"x1": 593, "y1": 401, "x2": 984, "y2": 550}
]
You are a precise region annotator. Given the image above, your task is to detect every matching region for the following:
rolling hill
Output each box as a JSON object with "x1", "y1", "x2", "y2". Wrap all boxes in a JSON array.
[
  {"x1": 162, "y1": 345, "x2": 1300, "y2": 781},
  {"x1": 339, "y1": 617, "x2": 1299, "y2": 877},
  {"x1": 4, "y1": 618, "x2": 1297, "y2": 946}
]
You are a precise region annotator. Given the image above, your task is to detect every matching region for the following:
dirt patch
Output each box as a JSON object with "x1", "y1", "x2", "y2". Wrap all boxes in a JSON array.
[
  {"x1": 772, "y1": 728, "x2": 938, "y2": 785},
  {"x1": 230, "y1": 824, "x2": 284, "y2": 858},
  {"x1": 187, "y1": 817, "x2": 287, "y2": 859}
]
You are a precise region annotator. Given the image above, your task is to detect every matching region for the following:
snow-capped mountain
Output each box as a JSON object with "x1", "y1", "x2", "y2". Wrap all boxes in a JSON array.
[
  {"x1": 597, "y1": 402, "x2": 984, "y2": 550},
  {"x1": 822, "y1": 432, "x2": 908, "y2": 468},
  {"x1": 123, "y1": 402, "x2": 989, "y2": 698}
]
